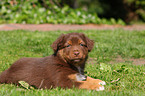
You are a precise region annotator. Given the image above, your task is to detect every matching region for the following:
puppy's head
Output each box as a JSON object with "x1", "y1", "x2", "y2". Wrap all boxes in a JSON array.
[{"x1": 51, "y1": 33, "x2": 94, "y2": 66}]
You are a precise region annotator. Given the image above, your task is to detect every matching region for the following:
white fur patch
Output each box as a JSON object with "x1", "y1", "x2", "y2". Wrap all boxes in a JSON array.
[
  {"x1": 76, "y1": 74, "x2": 87, "y2": 81},
  {"x1": 99, "y1": 81, "x2": 106, "y2": 85},
  {"x1": 96, "y1": 86, "x2": 105, "y2": 91}
]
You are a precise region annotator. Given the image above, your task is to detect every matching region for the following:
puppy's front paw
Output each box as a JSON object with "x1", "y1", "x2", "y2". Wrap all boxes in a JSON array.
[
  {"x1": 96, "y1": 86, "x2": 105, "y2": 91},
  {"x1": 99, "y1": 81, "x2": 106, "y2": 85},
  {"x1": 97, "y1": 81, "x2": 106, "y2": 91},
  {"x1": 87, "y1": 77, "x2": 106, "y2": 85}
]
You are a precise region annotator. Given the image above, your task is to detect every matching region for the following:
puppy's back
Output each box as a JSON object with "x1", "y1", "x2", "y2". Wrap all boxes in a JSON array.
[{"x1": 0, "y1": 57, "x2": 48, "y2": 84}]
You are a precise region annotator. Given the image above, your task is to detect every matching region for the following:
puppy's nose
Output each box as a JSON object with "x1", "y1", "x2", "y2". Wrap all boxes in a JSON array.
[{"x1": 74, "y1": 51, "x2": 80, "y2": 56}]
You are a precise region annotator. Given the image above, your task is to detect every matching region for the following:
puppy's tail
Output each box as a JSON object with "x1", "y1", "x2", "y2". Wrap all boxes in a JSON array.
[{"x1": 0, "y1": 70, "x2": 7, "y2": 83}]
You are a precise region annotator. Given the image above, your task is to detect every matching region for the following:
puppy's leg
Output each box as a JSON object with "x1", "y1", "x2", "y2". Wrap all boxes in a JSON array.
[
  {"x1": 70, "y1": 73, "x2": 106, "y2": 85},
  {"x1": 86, "y1": 76, "x2": 106, "y2": 86},
  {"x1": 68, "y1": 74, "x2": 105, "y2": 91},
  {"x1": 75, "y1": 81, "x2": 104, "y2": 91},
  {"x1": 76, "y1": 67, "x2": 105, "y2": 85}
]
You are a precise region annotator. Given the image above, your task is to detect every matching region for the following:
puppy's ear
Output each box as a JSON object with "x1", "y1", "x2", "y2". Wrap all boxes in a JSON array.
[
  {"x1": 80, "y1": 33, "x2": 94, "y2": 52},
  {"x1": 51, "y1": 34, "x2": 65, "y2": 54},
  {"x1": 85, "y1": 36, "x2": 94, "y2": 52}
]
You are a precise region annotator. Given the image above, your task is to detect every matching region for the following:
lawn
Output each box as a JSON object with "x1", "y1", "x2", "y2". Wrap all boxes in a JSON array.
[{"x1": 0, "y1": 29, "x2": 145, "y2": 96}]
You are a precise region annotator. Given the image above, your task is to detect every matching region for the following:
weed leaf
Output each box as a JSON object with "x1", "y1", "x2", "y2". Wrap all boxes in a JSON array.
[
  {"x1": 99, "y1": 63, "x2": 111, "y2": 72},
  {"x1": 18, "y1": 81, "x2": 30, "y2": 89}
]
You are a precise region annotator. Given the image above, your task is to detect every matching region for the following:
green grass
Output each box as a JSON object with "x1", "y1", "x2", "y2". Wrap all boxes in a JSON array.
[{"x1": 0, "y1": 29, "x2": 145, "y2": 96}]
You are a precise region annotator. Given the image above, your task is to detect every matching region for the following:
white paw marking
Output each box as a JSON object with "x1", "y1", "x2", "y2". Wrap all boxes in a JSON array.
[
  {"x1": 96, "y1": 86, "x2": 105, "y2": 91},
  {"x1": 99, "y1": 81, "x2": 106, "y2": 85}
]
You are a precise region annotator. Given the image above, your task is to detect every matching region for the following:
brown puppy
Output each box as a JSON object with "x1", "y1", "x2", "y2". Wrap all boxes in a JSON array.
[{"x1": 0, "y1": 33, "x2": 105, "y2": 91}]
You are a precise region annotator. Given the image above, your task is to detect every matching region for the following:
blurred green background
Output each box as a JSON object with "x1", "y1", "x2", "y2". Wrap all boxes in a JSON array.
[{"x1": 0, "y1": 0, "x2": 145, "y2": 25}]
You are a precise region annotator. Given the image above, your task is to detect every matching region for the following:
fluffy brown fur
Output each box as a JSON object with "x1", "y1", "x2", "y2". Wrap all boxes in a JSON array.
[{"x1": 0, "y1": 33, "x2": 105, "y2": 90}]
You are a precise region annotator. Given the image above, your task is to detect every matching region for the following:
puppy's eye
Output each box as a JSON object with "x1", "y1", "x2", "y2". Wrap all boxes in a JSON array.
[
  {"x1": 80, "y1": 43, "x2": 84, "y2": 46},
  {"x1": 66, "y1": 45, "x2": 71, "y2": 47}
]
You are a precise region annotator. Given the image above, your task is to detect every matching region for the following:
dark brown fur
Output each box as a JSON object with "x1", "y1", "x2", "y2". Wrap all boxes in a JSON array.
[{"x1": 0, "y1": 33, "x2": 104, "y2": 90}]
